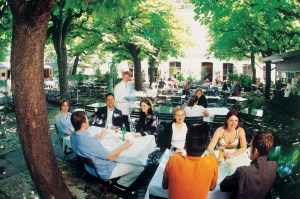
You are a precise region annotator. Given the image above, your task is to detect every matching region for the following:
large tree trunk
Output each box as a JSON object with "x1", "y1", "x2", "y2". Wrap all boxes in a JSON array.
[
  {"x1": 8, "y1": 0, "x2": 73, "y2": 198},
  {"x1": 250, "y1": 52, "x2": 256, "y2": 84},
  {"x1": 134, "y1": 56, "x2": 142, "y2": 91}
]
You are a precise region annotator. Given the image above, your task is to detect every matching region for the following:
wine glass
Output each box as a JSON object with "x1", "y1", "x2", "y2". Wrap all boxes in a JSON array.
[
  {"x1": 218, "y1": 146, "x2": 225, "y2": 165},
  {"x1": 115, "y1": 127, "x2": 120, "y2": 141}
]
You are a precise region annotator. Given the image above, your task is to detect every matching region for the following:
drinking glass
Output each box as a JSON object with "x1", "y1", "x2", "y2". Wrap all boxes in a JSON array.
[
  {"x1": 218, "y1": 146, "x2": 225, "y2": 164},
  {"x1": 115, "y1": 127, "x2": 120, "y2": 141}
]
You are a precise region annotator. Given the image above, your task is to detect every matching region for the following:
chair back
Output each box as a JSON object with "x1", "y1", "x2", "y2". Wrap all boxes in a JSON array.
[
  {"x1": 184, "y1": 116, "x2": 203, "y2": 125},
  {"x1": 77, "y1": 155, "x2": 101, "y2": 179},
  {"x1": 158, "y1": 113, "x2": 174, "y2": 124},
  {"x1": 213, "y1": 115, "x2": 226, "y2": 124}
]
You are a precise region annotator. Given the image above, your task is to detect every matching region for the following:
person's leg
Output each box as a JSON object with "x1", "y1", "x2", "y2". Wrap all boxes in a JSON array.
[
  {"x1": 122, "y1": 115, "x2": 130, "y2": 132},
  {"x1": 109, "y1": 163, "x2": 144, "y2": 187}
]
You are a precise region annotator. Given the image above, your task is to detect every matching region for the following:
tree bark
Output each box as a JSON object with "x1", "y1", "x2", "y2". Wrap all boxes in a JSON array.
[
  {"x1": 134, "y1": 56, "x2": 142, "y2": 91},
  {"x1": 250, "y1": 52, "x2": 256, "y2": 84},
  {"x1": 72, "y1": 54, "x2": 80, "y2": 75},
  {"x1": 261, "y1": 49, "x2": 273, "y2": 100},
  {"x1": 148, "y1": 62, "x2": 157, "y2": 86},
  {"x1": 8, "y1": 0, "x2": 73, "y2": 198}
]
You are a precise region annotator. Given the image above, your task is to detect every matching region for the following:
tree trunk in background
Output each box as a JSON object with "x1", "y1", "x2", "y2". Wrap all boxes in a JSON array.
[
  {"x1": 134, "y1": 57, "x2": 142, "y2": 91},
  {"x1": 72, "y1": 54, "x2": 80, "y2": 75},
  {"x1": 250, "y1": 52, "x2": 256, "y2": 84},
  {"x1": 262, "y1": 50, "x2": 272, "y2": 100},
  {"x1": 57, "y1": 44, "x2": 69, "y2": 94},
  {"x1": 148, "y1": 62, "x2": 156, "y2": 86},
  {"x1": 8, "y1": 0, "x2": 73, "y2": 198},
  {"x1": 265, "y1": 61, "x2": 271, "y2": 99}
]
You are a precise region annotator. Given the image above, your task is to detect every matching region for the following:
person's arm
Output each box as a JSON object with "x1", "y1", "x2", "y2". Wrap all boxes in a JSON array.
[
  {"x1": 203, "y1": 109, "x2": 209, "y2": 117},
  {"x1": 55, "y1": 114, "x2": 70, "y2": 136},
  {"x1": 225, "y1": 127, "x2": 247, "y2": 159},
  {"x1": 106, "y1": 140, "x2": 132, "y2": 160},
  {"x1": 140, "y1": 114, "x2": 158, "y2": 136},
  {"x1": 210, "y1": 158, "x2": 218, "y2": 191},
  {"x1": 207, "y1": 128, "x2": 221, "y2": 157}
]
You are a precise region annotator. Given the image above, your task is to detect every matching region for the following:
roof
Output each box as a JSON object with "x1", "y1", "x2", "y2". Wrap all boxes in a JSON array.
[
  {"x1": 262, "y1": 50, "x2": 300, "y2": 62},
  {"x1": 262, "y1": 50, "x2": 300, "y2": 72}
]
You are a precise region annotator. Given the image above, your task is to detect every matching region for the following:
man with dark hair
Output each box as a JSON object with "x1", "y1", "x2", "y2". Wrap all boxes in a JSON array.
[
  {"x1": 70, "y1": 111, "x2": 144, "y2": 195},
  {"x1": 92, "y1": 93, "x2": 123, "y2": 129},
  {"x1": 114, "y1": 71, "x2": 134, "y2": 131},
  {"x1": 220, "y1": 131, "x2": 277, "y2": 199},
  {"x1": 162, "y1": 124, "x2": 218, "y2": 199}
]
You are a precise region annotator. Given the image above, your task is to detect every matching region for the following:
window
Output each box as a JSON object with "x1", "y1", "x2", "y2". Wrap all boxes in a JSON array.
[
  {"x1": 223, "y1": 63, "x2": 233, "y2": 81},
  {"x1": 1, "y1": 73, "x2": 5, "y2": 77},
  {"x1": 243, "y1": 64, "x2": 252, "y2": 76}
]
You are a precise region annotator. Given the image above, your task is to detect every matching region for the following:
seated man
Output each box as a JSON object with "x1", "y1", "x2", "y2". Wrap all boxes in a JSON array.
[
  {"x1": 162, "y1": 124, "x2": 218, "y2": 199},
  {"x1": 220, "y1": 131, "x2": 277, "y2": 199},
  {"x1": 92, "y1": 93, "x2": 123, "y2": 129},
  {"x1": 70, "y1": 111, "x2": 144, "y2": 194}
]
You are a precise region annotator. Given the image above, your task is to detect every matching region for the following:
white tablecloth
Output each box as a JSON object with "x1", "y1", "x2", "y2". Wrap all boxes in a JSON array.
[
  {"x1": 63, "y1": 126, "x2": 157, "y2": 166},
  {"x1": 204, "y1": 107, "x2": 229, "y2": 122},
  {"x1": 227, "y1": 96, "x2": 248, "y2": 102},
  {"x1": 145, "y1": 149, "x2": 251, "y2": 199}
]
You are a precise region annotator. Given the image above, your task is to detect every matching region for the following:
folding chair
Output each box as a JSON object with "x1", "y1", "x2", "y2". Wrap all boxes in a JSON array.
[
  {"x1": 184, "y1": 116, "x2": 203, "y2": 125},
  {"x1": 77, "y1": 155, "x2": 114, "y2": 199},
  {"x1": 54, "y1": 124, "x2": 75, "y2": 161}
]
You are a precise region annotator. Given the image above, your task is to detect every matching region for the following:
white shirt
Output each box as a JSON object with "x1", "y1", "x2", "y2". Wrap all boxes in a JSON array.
[
  {"x1": 184, "y1": 105, "x2": 206, "y2": 117},
  {"x1": 284, "y1": 83, "x2": 292, "y2": 97},
  {"x1": 114, "y1": 81, "x2": 134, "y2": 115},
  {"x1": 106, "y1": 107, "x2": 114, "y2": 125},
  {"x1": 171, "y1": 122, "x2": 188, "y2": 151}
]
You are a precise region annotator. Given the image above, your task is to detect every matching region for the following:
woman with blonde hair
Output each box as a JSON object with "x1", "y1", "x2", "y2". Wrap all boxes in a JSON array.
[
  {"x1": 195, "y1": 88, "x2": 208, "y2": 108},
  {"x1": 158, "y1": 106, "x2": 190, "y2": 151}
]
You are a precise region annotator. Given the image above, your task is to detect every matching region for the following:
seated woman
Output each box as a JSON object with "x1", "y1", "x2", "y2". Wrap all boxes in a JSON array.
[
  {"x1": 207, "y1": 110, "x2": 247, "y2": 159},
  {"x1": 158, "y1": 106, "x2": 190, "y2": 151},
  {"x1": 184, "y1": 95, "x2": 209, "y2": 117},
  {"x1": 55, "y1": 99, "x2": 74, "y2": 139},
  {"x1": 135, "y1": 98, "x2": 158, "y2": 137},
  {"x1": 195, "y1": 88, "x2": 208, "y2": 108}
]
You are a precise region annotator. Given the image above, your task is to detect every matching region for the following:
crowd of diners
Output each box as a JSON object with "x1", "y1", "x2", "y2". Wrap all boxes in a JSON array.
[{"x1": 55, "y1": 71, "x2": 277, "y2": 198}]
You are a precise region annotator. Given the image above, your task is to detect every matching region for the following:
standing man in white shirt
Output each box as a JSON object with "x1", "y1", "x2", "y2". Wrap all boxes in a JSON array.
[
  {"x1": 283, "y1": 79, "x2": 292, "y2": 112},
  {"x1": 114, "y1": 71, "x2": 134, "y2": 131}
]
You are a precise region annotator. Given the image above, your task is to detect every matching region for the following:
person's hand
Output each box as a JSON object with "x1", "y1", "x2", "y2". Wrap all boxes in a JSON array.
[
  {"x1": 121, "y1": 139, "x2": 132, "y2": 150},
  {"x1": 134, "y1": 133, "x2": 142, "y2": 138},
  {"x1": 100, "y1": 130, "x2": 107, "y2": 140},
  {"x1": 224, "y1": 152, "x2": 236, "y2": 159},
  {"x1": 174, "y1": 149, "x2": 182, "y2": 155},
  {"x1": 65, "y1": 131, "x2": 71, "y2": 136}
]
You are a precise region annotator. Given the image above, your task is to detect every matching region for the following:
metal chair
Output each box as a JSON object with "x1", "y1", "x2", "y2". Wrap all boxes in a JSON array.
[
  {"x1": 184, "y1": 116, "x2": 203, "y2": 125},
  {"x1": 77, "y1": 155, "x2": 114, "y2": 199},
  {"x1": 54, "y1": 124, "x2": 75, "y2": 161},
  {"x1": 158, "y1": 113, "x2": 174, "y2": 124}
]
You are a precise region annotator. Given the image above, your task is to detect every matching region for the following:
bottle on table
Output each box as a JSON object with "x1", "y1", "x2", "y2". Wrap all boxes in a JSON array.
[{"x1": 122, "y1": 123, "x2": 126, "y2": 141}]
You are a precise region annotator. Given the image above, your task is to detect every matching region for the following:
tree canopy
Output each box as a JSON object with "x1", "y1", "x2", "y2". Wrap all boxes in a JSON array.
[{"x1": 191, "y1": 0, "x2": 300, "y2": 98}]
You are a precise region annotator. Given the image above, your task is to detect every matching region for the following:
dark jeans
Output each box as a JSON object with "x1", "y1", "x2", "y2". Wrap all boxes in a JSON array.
[{"x1": 122, "y1": 115, "x2": 130, "y2": 132}]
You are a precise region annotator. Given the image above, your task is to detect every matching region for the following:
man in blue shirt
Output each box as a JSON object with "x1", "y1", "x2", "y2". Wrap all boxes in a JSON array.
[{"x1": 70, "y1": 111, "x2": 144, "y2": 195}]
